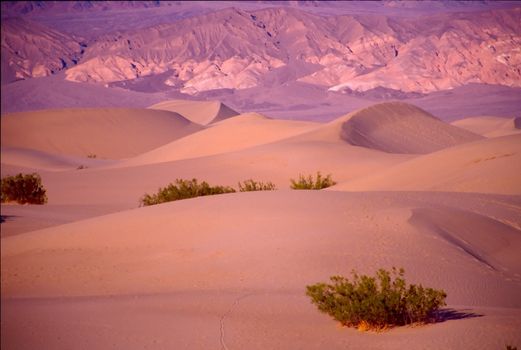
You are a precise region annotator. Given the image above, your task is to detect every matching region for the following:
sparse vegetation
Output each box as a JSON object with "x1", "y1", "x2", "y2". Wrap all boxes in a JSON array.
[
  {"x1": 306, "y1": 267, "x2": 447, "y2": 331},
  {"x1": 77, "y1": 165, "x2": 87, "y2": 170},
  {"x1": 506, "y1": 346, "x2": 518, "y2": 350},
  {"x1": 1, "y1": 173, "x2": 48, "y2": 204},
  {"x1": 140, "y1": 178, "x2": 236, "y2": 206},
  {"x1": 238, "y1": 179, "x2": 277, "y2": 192},
  {"x1": 87, "y1": 154, "x2": 97, "y2": 158},
  {"x1": 290, "y1": 171, "x2": 336, "y2": 190}
]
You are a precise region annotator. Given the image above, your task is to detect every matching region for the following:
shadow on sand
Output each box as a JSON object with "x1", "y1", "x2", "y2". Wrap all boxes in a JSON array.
[
  {"x1": 434, "y1": 308, "x2": 483, "y2": 323},
  {"x1": 0, "y1": 215, "x2": 18, "y2": 223}
]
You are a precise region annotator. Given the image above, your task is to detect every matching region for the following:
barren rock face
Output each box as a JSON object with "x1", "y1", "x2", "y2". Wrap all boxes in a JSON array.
[
  {"x1": 1, "y1": 18, "x2": 83, "y2": 84},
  {"x1": 2, "y1": 5, "x2": 520, "y2": 94},
  {"x1": 326, "y1": 8, "x2": 521, "y2": 93}
]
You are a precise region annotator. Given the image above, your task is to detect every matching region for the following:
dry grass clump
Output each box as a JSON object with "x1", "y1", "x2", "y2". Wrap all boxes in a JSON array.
[
  {"x1": 290, "y1": 172, "x2": 336, "y2": 190},
  {"x1": 238, "y1": 179, "x2": 277, "y2": 192},
  {"x1": 306, "y1": 268, "x2": 447, "y2": 331},
  {"x1": 140, "y1": 178, "x2": 235, "y2": 206},
  {"x1": 1, "y1": 173, "x2": 48, "y2": 204}
]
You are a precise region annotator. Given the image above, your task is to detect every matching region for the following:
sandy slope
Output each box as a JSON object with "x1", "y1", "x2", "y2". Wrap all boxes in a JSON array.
[
  {"x1": 2, "y1": 191, "x2": 521, "y2": 349},
  {"x1": 0, "y1": 147, "x2": 92, "y2": 171},
  {"x1": 0, "y1": 106, "x2": 410, "y2": 208},
  {"x1": 1, "y1": 108, "x2": 201, "y2": 159},
  {"x1": 0, "y1": 138, "x2": 410, "y2": 209},
  {"x1": 452, "y1": 116, "x2": 521, "y2": 138},
  {"x1": 2, "y1": 100, "x2": 521, "y2": 349},
  {"x1": 334, "y1": 134, "x2": 521, "y2": 194},
  {"x1": 327, "y1": 102, "x2": 482, "y2": 154},
  {"x1": 148, "y1": 99, "x2": 239, "y2": 125},
  {"x1": 117, "y1": 113, "x2": 321, "y2": 167}
]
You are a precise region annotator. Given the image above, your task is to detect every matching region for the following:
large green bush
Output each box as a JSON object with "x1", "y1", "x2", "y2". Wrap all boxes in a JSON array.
[
  {"x1": 238, "y1": 179, "x2": 276, "y2": 192},
  {"x1": 290, "y1": 171, "x2": 336, "y2": 190},
  {"x1": 1, "y1": 173, "x2": 48, "y2": 204},
  {"x1": 306, "y1": 268, "x2": 446, "y2": 330},
  {"x1": 140, "y1": 178, "x2": 235, "y2": 206}
]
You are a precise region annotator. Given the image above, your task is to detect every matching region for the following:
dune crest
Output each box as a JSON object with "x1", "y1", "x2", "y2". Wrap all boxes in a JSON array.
[
  {"x1": 337, "y1": 102, "x2": 483, "y2": 154},
  {"x1": 409, "y1": 207, "x2": 521, "y2": 275},
  {"x1": 117, "y1": 112, "x2": 319, "y2": 167},
  {"x1": 148, "y1": 99, "x2": 239, "y2": 125},
  {"x1": 1, "y1": 108, "x2": 201, "y2": 159}
]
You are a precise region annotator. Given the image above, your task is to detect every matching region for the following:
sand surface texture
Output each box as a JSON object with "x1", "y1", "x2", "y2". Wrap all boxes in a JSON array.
[{"x1": 2, "y1": 101, "x2": 520, "y2": 349}]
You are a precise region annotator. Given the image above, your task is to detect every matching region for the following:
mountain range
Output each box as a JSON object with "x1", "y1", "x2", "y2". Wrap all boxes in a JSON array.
[{"x1": 2, "y1": 2, "x2": 520, "y2": 96}]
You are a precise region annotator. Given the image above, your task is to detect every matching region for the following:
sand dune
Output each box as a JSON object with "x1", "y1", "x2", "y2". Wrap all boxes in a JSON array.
[
  {"x1": 0, "y1": 147, "x2": 110, "y2": 171},
  {"x1": 0, "y1": 204, "x2": 126, "y2": 238},
  {"x1": 4, "y1": 191, "x2": 519, "y2": 298},
  {"x1": 1, "y1": 148, "x2": 79, "y2": 171},
  {"x1": 0, "y1": 134, "x2": 410, "y2": 211},
  {"x1": 334, "y1": 134, "x2": 521, "y2": 194},
  {"x1": 410, "y1": 207, "x2": 521, "y2": 274},
  {"x1": 148, "y1": 99, "x2": 239, "y2": 125},
  {"x1": 324, "y1": 102, "x2": 483, "y2": 154},
  {"x1": 452, "y1": 116, "x2": 521, "y2": 138},
  {"x1": 117, "y1": 113, "x2": 320, "y2": 167},
  {"x1": 1, "y1": 108, "x2": 201, "y2": 159},
  {"x1": 2, "y1": 191, "x2": 520, "y2": 349},
  {"x1": 2, "y1": 97, "x2": 520, "y2": 349}
]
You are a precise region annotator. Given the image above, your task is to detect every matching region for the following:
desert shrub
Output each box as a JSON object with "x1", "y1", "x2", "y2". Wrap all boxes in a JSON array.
[
  {"x1": 87, "y1": 154, "x2": 97, "y2": 158},
  {"x1": 306, "y1": 267, "x2": 446, "y2": 331},
  {"x1": 238, "y1": 179, "x2": 277, "y2": 192},
  {"x1": 290, "y1": 171, "x2": 336, "y2": 190},
  {"x1": 506, "y1": 346, "x2": 518, "y2": 350},
  {"x1": 140, "y1": 178, "x2": 236, "y2": 206},
  {"x1": 1, "y1": 173, "x2": 48, "y2": 204}
]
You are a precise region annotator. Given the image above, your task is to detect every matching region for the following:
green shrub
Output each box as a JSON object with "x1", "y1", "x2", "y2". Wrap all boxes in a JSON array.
[
  {"x1": 306, "y1": 268, "x2": 446, "y2": 331},
  {"x1": 1, "y1": 173, "x2": 48, "y2": 204},
  {"x1": 140, "y1": 178, "x2": 236, "y2": 206},
  {"x1": 290, "y1": 172, "x2": 336, "y2": 190},
  {"x1": 238, "y1": 179, "x2": 276, "y2": 192}
]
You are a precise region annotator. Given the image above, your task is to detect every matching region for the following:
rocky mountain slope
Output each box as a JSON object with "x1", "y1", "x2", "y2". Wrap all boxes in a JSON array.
[
  {"x1": 1, "y1": 18, "x2": 83, "y2": 84},
  {"x1": 2, "y1": 4, "x2": 520, "y2": 95}
]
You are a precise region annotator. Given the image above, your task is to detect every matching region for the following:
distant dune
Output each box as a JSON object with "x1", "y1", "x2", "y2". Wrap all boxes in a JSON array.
[
  {"x1": 339, "y1": 102, "x2": 483, "y2": 154},
  {"x1": 299, "y1": 102, "x2": 483, "y2": 154},
  {"x1": 148, "y1": 99, "x2": 239, "y2": 125},
  {"x1": 118, "y1": 112, "x2": 319, "y2": 167},
  {"x1": 452, "y1": 116, "x2": 521, "y2": 138},
  {"x1": 1, "y1": 108, "x2": 201, "y2": 159},
  {"x1": 334, "y1": 134, "x2": 521, "y2": 194}
]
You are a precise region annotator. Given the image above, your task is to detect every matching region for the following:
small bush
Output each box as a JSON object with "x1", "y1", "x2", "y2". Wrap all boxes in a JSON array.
[
  {"x1": 140, "y1": 178, "x2": 236, "y2": 206},
  {"x1": 506, "y1": 346, "x2": 518, "y2": 350},
  {"x1": 1, "y1": 173, "x2": 48, "y2": 204},
  {"x1": 238, "y1": 179, "x2": 276, "y2": 192},
  {"x1": 87, "y1": 154, "x2": 97, "y2": 158},
  {"x1": 306, "y1": 268, "x2": 446, "y2": 331},
  {"x1": 290, "y1": 171, "x2": 336, "y2": 190}
]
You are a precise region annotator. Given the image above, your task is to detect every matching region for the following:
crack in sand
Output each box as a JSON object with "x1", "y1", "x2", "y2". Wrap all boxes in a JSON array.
[{"x1": 220, "y1": 293, "x2": 254, "y2": 350}]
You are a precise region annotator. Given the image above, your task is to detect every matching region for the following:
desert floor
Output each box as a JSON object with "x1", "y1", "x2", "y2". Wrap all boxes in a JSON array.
[{"x1": 1, "y1": 101, "x2": 521, "y2": 349}]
